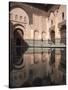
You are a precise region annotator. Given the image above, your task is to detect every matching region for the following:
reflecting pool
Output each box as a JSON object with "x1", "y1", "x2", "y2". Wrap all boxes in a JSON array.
[{"x1": 10, "y1": 47, "x2": 66, "y2": 87}]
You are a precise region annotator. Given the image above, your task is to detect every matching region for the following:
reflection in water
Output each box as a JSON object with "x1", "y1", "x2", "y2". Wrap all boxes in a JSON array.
[
  {"x1": 24, "y1": 48, "x2": 66, "y2": 86},
  {"x1": 10, "y1": 47, "x2": 66, "y2": 87}
]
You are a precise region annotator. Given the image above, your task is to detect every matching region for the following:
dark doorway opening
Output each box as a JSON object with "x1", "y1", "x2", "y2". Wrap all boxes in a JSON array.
[{"x1": 50, "y1": 30, "x2": 55, "y2": 44}]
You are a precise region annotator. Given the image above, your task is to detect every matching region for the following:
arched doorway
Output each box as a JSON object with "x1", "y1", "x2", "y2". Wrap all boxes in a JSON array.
[
  {"x1": 14, "y1": 29, "x2": 24, "y2": 66},
  {"x1": 34, "y1": 30, "x2": 39, "y2": 40},
  {"x1": 42, "y1": 31, "x2": 46, "y2": 40},
  {"x1": 50, "y1": 30, "x2": 55, "y2": 44},
  {"x1": 13, "y1": 27, "x2": 29, "y2": 69},
  {"x1": 34, "y1": 30, "x2": 39, "y2": 46}
]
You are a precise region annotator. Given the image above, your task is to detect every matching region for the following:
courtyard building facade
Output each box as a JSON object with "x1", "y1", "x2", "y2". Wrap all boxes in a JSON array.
[{"x1": 9, "y1": 2, "x2": 66, "y2": 88}]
